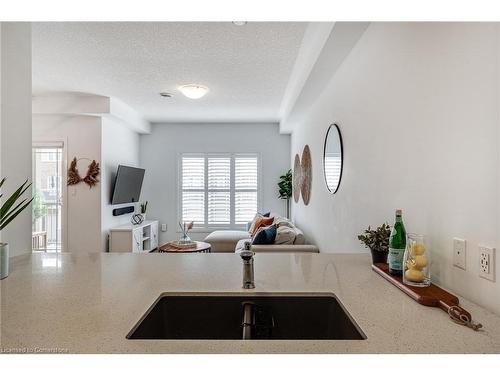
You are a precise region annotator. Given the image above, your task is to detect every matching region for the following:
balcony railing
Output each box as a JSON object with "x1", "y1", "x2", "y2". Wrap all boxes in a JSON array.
[{"x1": 32, "y1": 201, "x2": 61, "y2": 252}]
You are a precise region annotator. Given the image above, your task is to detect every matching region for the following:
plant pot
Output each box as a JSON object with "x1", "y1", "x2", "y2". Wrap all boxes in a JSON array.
[
  {"x1": 370, "y1": 248, "x2": 388, "y2": 264},
  {"x1": 0, "y1": 243, "x2": 9, "y2": 280}
]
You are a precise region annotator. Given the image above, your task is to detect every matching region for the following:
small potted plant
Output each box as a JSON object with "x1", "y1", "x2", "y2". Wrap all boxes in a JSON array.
[
  {"x1": 357, "y1": 223, "x2": 391, "y2": 264},
  {"x1": 1, "y1": 178, "x2": 33, "y2": 279},
  {"x1": 140, "y1": 201, "x2": 148, "y2": 220}
]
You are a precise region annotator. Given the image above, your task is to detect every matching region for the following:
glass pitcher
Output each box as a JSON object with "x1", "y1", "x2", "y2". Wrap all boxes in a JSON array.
[{"x1": 403, "y1": 233, "x2": 431, "y2": 287}]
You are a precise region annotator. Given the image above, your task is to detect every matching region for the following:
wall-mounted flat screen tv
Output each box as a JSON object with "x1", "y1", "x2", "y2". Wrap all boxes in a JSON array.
[{"x1": 111, "y1": 165, "x2": 145, "y2": 204}]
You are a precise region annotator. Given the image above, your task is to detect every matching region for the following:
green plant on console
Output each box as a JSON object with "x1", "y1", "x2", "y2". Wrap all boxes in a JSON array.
[
  {"x1": 140, "y1": 201, "x2": 148, "y2": 214},
  {"x1": 357, "y1": 223, "x2": 391, "y2": 252},
  {"x1": 277, "y1": 169, "x2": 292, "y2": 218},
  {"x1": 1, "y1": 178, "x2": 34, "y2": 231},
  {"x1": 277, "y1": 169, "x2": 292, "y2": 200}
]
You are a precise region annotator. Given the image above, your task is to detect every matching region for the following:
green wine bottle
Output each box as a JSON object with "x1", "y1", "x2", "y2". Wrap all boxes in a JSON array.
[{"x1": 388, "y1": 209, "x2": 406, "y2": 275}]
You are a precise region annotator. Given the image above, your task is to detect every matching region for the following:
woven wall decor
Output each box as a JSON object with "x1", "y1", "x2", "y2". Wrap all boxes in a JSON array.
[
  {"x1": 293, "y1": 153, "x2": 302, "y2": 203},
  {"x1": 301, "y1": 145, "x2": 312, "y2": 205},
  {"x1": 67, "y1": 157, "x2": 100, "y2": 188}
]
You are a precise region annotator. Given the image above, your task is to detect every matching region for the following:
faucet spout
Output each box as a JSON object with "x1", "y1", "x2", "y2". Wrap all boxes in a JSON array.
[{"x1": 240, "y1": 249, "x2": 255, "y2": 289}]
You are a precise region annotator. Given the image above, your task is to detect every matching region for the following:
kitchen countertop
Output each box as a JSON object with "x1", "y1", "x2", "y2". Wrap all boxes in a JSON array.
[{"x1": 1, "y1": 252, "x2": 500, "y2": 353}]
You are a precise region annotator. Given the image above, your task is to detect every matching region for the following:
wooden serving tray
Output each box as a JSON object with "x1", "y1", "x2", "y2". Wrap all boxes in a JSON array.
[
  {"x1": 372, "y1": 263, "x2": 459, "y2": 308},
  {"x1": 372, "y1": 263, "x2": 482, "y2": 330}
]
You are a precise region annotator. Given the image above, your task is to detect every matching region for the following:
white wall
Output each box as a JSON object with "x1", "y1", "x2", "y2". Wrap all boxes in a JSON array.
[
  {"x1": 32, "y1": 115, "x2": 102, "y2": 254},
  {"x1": 140, "y1": 123, "x2": 291, "y2": 243},
  {"x1": 0, "y1": 23, "x2": 32, "y2": 256},
  {"x1": 101, "y1": 117, "x2": 140, "y2": 251},
  {"x1": 0, "y1": 23, "x2": 2, "y2": 245},
  {"x1": 289, "y1": 22, "x2": 500, "y2": 314}
]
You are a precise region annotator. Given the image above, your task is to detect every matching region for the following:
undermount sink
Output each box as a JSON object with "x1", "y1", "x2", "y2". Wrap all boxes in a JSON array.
[{"x1": 127, "y1": 293, "x2": 366, "y2": 340}]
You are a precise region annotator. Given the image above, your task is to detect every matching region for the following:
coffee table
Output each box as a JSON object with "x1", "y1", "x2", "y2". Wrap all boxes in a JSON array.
[{"x1": 158, "y1": 241, "x2": 211, "y2": 253}]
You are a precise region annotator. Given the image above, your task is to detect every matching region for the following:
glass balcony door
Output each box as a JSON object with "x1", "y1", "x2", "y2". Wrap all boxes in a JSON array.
[{"x1": 32, "y1": 145, "x2": 64, "y2": 252}]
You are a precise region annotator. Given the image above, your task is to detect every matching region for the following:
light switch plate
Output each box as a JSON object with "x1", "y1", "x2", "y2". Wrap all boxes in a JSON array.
[
  {"x1": 453, "y1": 238, "x2": 466, "y2": 270},
  {"x1": 161, "y1": 223, "x2": 167, "y2": 232},
  {"x1": 479, "y1": 246, "x2": 495, "y2": 282}
]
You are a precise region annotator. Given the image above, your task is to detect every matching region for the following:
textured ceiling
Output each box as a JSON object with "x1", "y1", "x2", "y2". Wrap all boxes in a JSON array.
[{"x1": 32, "y1": 22, "x2": 307, "y2": 123}]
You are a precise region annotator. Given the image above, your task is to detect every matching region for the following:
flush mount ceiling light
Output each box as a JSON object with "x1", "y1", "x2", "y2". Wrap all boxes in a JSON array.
[
  {"x1": 178, "y1": 84, "x2": 209, "y2": 99},
  {"x1": 232, "y1": 21, "x2": 247, "y2": 26}
]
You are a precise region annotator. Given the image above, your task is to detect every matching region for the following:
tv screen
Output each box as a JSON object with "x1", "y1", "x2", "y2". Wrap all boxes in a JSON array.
[{"x1": 111, "y1": 165, "x2": 145, "y2": 204}]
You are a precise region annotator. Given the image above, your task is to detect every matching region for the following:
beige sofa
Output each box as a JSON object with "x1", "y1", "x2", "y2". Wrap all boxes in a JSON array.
[
  {"x1": 204, "y1": 230, "x2": 250, "y2": 253},
  {"x1": 203, "y1": 217, "x2": 319, "y2": 253},
  {"x1": 235, "y1": 240, "x2": 319, "y2": 253}
]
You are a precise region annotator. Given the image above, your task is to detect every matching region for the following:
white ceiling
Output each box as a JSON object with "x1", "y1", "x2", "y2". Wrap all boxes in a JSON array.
[{"x1": 32, "y1": 22, "x2": 308, "y2": 123}]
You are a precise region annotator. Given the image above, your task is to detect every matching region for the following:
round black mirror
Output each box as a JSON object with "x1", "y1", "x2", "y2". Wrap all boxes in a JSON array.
[{"x1": 323, "y1": 124, "x2": 343, "y2": 194}]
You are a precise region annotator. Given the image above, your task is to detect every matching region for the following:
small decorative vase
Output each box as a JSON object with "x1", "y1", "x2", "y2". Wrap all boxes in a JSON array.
[
  {"x1": 0, "y1": 243, "x2": 9, "y2": 280},
  {"x1": 179, "y1": 233, "x2": 192, "y2": 244},
  {"x1": 131, "y1": 213, "x2": 145, "y2": 225},
  {"x1": 370, "y1": 248, "x2": 388, "y2": 264},
  {"x1": 141, "y1": 213, "x2": 146, "y2": 221}
]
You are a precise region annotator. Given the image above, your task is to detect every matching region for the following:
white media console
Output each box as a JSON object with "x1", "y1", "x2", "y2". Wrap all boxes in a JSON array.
[{"x1": 109, "y1": 220, "x2": 159, "y2": 253}]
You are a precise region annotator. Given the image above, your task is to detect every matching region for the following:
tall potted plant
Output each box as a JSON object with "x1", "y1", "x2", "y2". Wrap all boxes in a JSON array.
[
  {"x1": 1, "y1": 178, "x2": 33, "y2": 279},
  {"x1": 277, "y1": 169, "x2": 292, "y2": 218},
  {"x1": 357, "y1": 223, "x2": 391, "y2": 264}
]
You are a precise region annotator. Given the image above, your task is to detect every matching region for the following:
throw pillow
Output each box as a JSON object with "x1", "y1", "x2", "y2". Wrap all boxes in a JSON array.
[
  {"x1": 274, "y1": 216, "x2": 294, "y2": 228},
  {"x1": 248, "y1": 212, "x2": 271, "y2": 234},
  {"x1": 252, "y1": 224, "x2": 277, "y2": 245},
  {"x1": 250, "y1": 216, "x2": 274, "y2": 237},
  {"x1": 274, "y1": 226, "x2": 296, "y2": 245}
]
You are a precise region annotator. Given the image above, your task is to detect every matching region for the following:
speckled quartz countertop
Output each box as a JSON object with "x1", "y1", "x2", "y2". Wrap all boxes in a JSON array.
[{"x1": 1, "y1": 252, "x2": 500, "y2": 353}]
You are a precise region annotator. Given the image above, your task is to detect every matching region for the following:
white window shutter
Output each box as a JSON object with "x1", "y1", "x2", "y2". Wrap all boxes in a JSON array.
[
  {"x1": 182, "y1": 157, "x2": 205, "y2": 189},
  {"x1": 235, "y1": 156, "x2": 258, "y2": 224},
  {"x1": 182, "y1": 192, "x2": 205, "y2": 224},
  {"x1": 181, "y1": 157, "x2": 205, "y2": 224},
  {"x1": 207, "y1": 157, "x2": 230, "y2": 225},
  {"x1": 181, "y1": 154, "x2": 259, "y2": 228}
]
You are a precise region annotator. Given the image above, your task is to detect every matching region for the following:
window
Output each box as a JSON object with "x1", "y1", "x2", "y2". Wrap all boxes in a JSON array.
[
  {"x1": 41, "y1": 151, "x2": 60, "y2": 162},
  {"x1": 46, "y1": 176, "x2": 61, "y2": 192},
  {"x1": 180, "y1": 154, "x2": 259, "y2": 229}
]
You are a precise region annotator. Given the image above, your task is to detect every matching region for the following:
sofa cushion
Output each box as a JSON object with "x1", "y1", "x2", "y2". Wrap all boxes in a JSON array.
[
  {"x1": 252, "y1": 224, "x2": 277, "y2": 245},
  {"x1": 293, "y1": 227, "x2": 305, "y2": 245},
  {"x1": 274, "y1": 216, "x2": 294, "y2": 228},
  {"x1": 235, "y1": 239, "x2": 250, "y2": 252},
  {"x1": 248, "y1": 212, "x2": 272, "y2": 233},
  {"x1": 274, "y1": 226, "x2": 296, "y2": 245},
  {"x1": 247, "y1": 244, "x2": 319, "y2": 253},
  {"x1": 249, "y1": 216, "x2": 274, "y2": 237},
  {"x1": 204, "y1": 230, "x2": 250, "y2": 253},
  {"x1": 235, "y1": 242, "x2": 320, "y2": 253}
]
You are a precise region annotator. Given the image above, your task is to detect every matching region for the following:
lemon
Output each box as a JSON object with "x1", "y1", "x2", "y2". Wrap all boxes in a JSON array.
[
  {"x1": 410, "y1": 243, "x2": 425, "y2": 256},
  {"x1": 405, "y1": 268, "x2": 424, "y2": 282},
  {"x1": 413, "y1": 255, "x2": 428, "y2": 269}
]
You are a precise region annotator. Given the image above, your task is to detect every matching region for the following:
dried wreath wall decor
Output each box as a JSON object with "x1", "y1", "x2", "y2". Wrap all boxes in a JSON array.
[
  {"x1": 83, "y1": 160, "x2": 100, "y2": 187},
  {"x1": 67, "y1": 157, "x2": 100, "y2": 188},
  {"x1": 67, "y1": 157, "x2": 81, "y2": 186}
]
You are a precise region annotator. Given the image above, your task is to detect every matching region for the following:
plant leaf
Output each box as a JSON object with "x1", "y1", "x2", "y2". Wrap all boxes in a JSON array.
[
  {"x1": 0, "y1": 197, "x2": 30, "y2": 226},
  {"x1": 0, "y1": 179, "x2": 31, "y2": 219},
  {"x1": 0, "y1": 198, "x2": 33, "y2": 231}
]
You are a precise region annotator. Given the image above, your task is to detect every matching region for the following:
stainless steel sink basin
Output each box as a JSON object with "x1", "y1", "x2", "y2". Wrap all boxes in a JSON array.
[{"x1": 127, "y1": 293, "x2": 366, "y2": 340}]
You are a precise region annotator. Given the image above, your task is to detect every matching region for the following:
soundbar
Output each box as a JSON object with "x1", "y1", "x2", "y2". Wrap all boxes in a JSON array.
[{"x1": 112, "y1": 206, "x2": 135, "y2": 216}]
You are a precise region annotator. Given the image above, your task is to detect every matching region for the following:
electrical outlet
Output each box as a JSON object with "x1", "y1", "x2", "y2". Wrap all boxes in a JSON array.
[
  {"x1": 161, "y1": 223, "x2": 167, "y2": 232},
  {"x1": 479, "y1": 246, "x2": 495, "y2": 282},
  {"x1": 453, "y1": 238, "x2": 466, "y2": 270}
]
